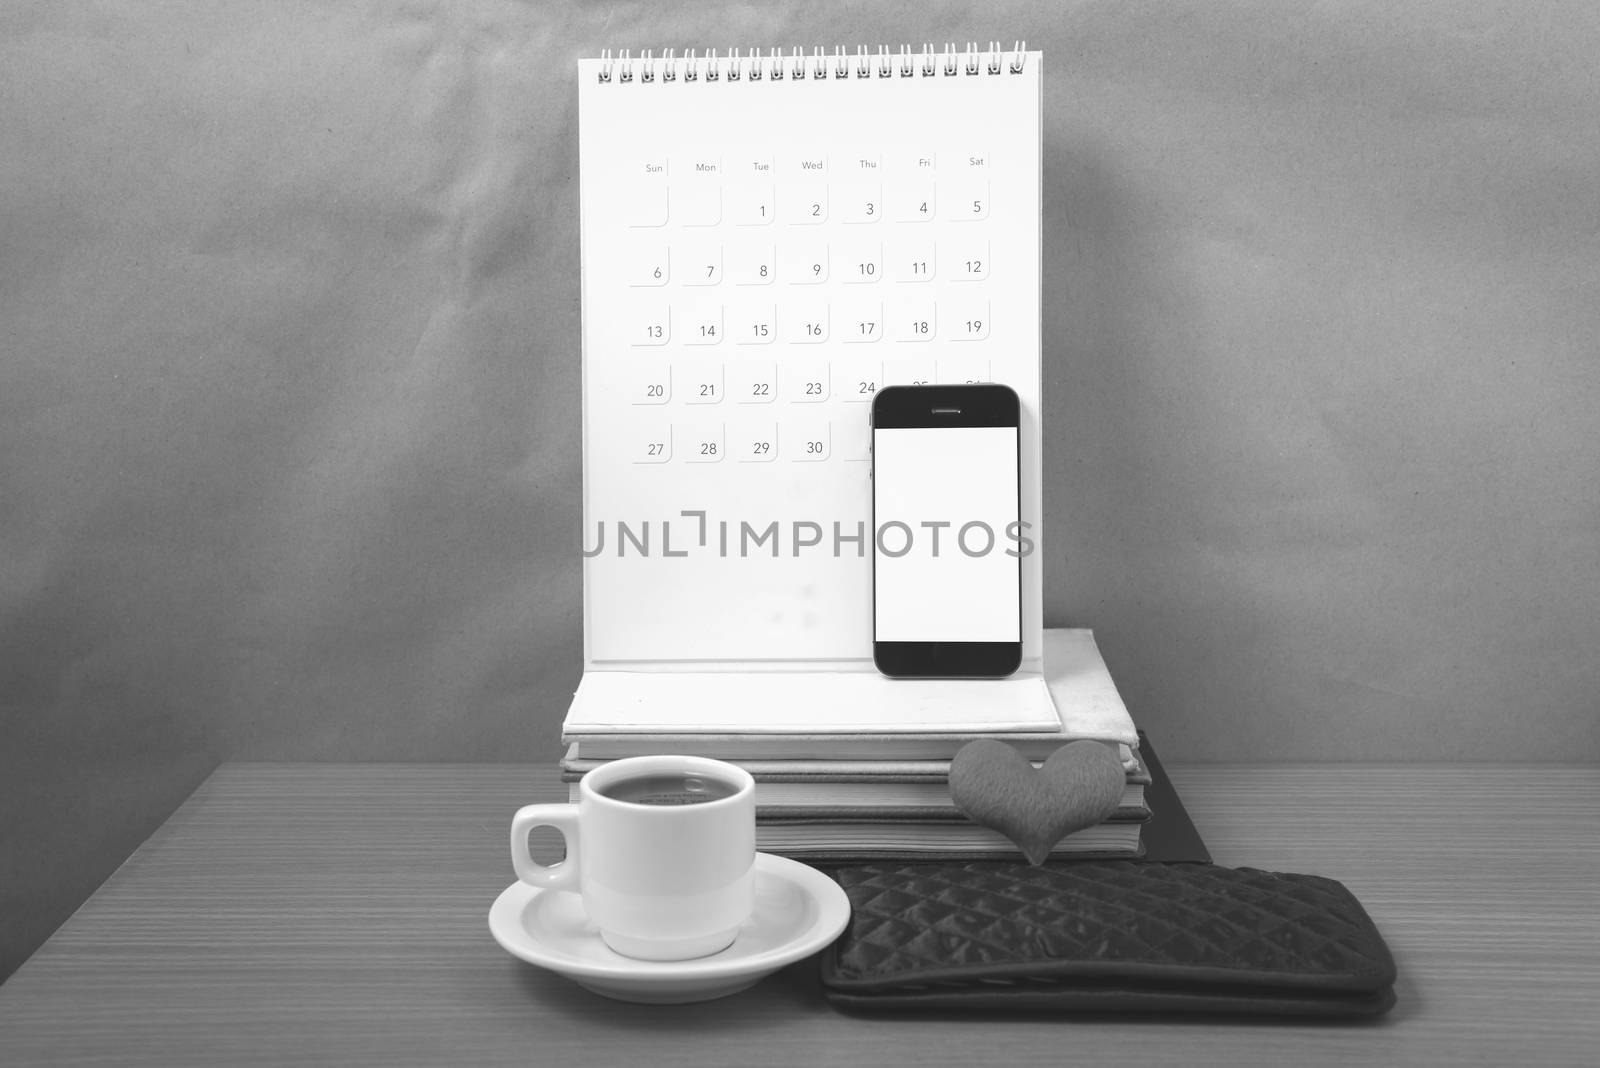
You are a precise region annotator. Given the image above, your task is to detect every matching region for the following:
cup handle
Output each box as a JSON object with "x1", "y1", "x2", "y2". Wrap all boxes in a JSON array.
[{"x1": 510, "y1": 804, "x2": 580, "y2": 890}]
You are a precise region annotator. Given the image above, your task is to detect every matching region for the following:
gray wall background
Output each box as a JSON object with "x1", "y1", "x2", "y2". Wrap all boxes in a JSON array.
[{"x1": 3, "y1": 1, "x2": 1597, "y2": 982}]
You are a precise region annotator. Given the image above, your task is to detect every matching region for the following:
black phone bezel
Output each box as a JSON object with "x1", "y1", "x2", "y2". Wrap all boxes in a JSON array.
[{"x1": 870, "y1": 383, "x2": 1023, "y2": 679}]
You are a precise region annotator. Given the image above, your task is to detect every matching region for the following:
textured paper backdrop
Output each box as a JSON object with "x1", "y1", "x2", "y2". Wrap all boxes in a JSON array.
[{"x1": 3, "y1": 0, "x2": 1597, "y2": 979}]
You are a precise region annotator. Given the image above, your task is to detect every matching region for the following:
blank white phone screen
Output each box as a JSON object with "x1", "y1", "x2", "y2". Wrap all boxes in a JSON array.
[{"x1": 873, "y1": 425, "x2": 1020, "y2": 643}]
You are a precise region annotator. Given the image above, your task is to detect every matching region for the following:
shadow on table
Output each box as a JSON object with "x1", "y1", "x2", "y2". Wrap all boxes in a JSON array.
[
  {"x1": 505, "y1": 956, "x2": 831, "y2": 1027},
  {"x1": 507, "y1": 951, "x2": 1412, "y2": 1030}
]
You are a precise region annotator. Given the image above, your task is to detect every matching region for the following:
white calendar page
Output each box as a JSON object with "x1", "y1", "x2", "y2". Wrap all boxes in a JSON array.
[{"x1": 578, "y1": 48, "x2": 1042, "y2": 669}]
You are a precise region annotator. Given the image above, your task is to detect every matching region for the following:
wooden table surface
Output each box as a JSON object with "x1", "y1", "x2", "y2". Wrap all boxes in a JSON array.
[{"x1": 2, "y1": 763, "x2": 1597, "y2": 1066}]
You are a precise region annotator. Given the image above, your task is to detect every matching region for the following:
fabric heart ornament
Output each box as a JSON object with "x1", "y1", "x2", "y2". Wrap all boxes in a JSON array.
[{"x1": 948, "y1": 739, "x2": 1127, "y2": 865}]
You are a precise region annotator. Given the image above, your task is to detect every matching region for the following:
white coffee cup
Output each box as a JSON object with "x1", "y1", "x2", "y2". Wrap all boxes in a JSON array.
[{"x1": 510, "y1": 754, "x2": 757, "y2": 961}]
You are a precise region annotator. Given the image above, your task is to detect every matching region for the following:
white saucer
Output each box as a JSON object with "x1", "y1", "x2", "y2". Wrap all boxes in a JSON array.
[{"x1": 487, "y1": 852, "x2": 851, "y2": 1004}]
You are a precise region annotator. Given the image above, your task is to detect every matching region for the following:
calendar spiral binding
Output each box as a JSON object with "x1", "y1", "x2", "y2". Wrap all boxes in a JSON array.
[{"x1": 596, "y1": 42, "x2": 1027, "y2": 85}]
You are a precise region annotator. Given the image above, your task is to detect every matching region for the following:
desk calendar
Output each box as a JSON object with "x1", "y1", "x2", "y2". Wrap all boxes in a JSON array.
[{"x1": 570, "y1": 44, "x2": 1055, "y2": 731}]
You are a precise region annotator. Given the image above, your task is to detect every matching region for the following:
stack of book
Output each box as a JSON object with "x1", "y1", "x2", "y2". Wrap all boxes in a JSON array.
[{"x1": 560, "y1": 630, "x2": 1148, "y2": 861}]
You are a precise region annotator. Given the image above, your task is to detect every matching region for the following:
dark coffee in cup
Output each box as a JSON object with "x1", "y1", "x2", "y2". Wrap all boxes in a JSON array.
[{"x1": 599, "y1": 772, "x2": 742, "y2": 807}]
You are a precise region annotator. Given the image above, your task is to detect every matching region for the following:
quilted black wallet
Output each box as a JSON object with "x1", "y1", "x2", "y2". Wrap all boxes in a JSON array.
[{"x1": 819, "y1": 862, "x2": 1396, "y2": 1017}]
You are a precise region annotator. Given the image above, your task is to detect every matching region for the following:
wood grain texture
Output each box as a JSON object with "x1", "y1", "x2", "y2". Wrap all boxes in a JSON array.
[{"x1": 1, "y1": 763, "x2": 1597, "y2": 1066}]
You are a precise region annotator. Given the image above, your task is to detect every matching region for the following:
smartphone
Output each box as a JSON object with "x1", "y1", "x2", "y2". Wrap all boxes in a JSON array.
[{"x1": 871, "y1": 383, "x2": 1023, "y2": 679}]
